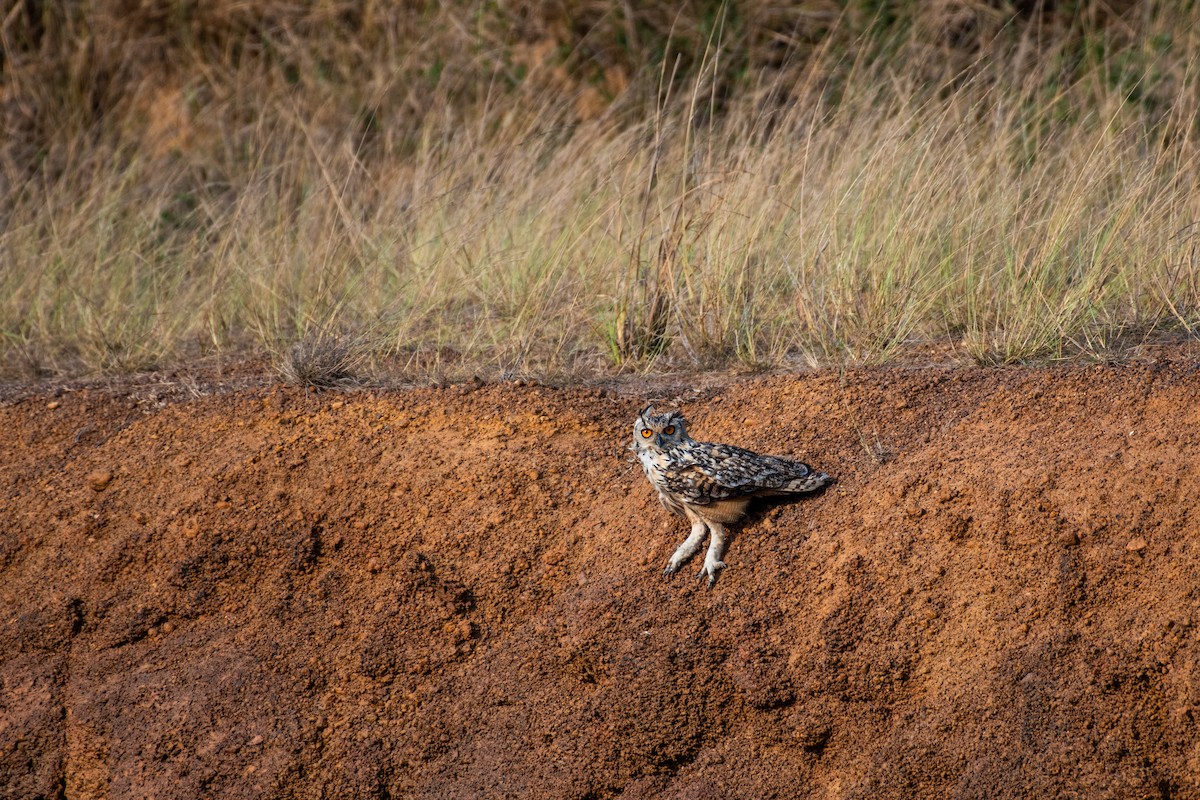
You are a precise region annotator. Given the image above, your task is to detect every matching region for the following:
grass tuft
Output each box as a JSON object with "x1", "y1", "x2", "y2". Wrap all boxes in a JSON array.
[{"x1": 279, "y1": 332, "x2": 371, "y2": 389}]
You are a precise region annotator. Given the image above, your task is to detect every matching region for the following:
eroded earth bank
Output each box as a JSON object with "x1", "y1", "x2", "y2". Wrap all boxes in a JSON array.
[{"x1": 4, "y1": 364, "x2": 1200, "y2": 798}]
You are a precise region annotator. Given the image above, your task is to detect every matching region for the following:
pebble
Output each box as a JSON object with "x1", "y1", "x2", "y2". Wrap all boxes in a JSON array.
[
  {"x1": 47, "y1": 401, "x2": 61, "y2": 410},
  {"x1": 86, "y1": 470, "x2": 113, "y2": 491},
  {"x1": 1126, "y1": 537, "x2": 1147, "y2": 552}
]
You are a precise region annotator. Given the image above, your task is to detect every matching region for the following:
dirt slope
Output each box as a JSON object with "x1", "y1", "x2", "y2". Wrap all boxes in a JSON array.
[{"x1": 3, "y1": 364, "x2": 1200, "y2": 799}]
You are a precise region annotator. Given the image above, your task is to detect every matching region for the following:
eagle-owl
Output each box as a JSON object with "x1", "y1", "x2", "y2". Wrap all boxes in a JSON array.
[{"x1": 632, "y1": 405, "x2": 830, "y2": 587}]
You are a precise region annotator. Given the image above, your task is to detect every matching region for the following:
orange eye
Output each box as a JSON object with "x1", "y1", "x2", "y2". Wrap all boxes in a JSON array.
[
  {"x1": 641, "y1": 429, "x2": 653, "y2": 438},
  {"x1": 663, "y1": 425, "x2": 676, "y2": 435}
]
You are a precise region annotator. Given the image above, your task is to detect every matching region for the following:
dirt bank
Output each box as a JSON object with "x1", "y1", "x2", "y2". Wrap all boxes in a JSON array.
[{"x1": 3, "y1": 363, "x2": 1200, "y2": 798}]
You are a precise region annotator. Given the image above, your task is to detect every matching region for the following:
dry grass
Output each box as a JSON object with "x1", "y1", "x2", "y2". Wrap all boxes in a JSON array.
[
  {"x1": 2, "y1": 2, "x2": 1200, "y2": 381},
  {"x1": 278, "y1": 331, "x2": 373, "y2": 389}
]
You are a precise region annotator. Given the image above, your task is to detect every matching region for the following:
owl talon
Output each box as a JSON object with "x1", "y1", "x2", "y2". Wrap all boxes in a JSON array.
[{"x1": 697, "y1": 561, "x2": 726, "y2": 587}]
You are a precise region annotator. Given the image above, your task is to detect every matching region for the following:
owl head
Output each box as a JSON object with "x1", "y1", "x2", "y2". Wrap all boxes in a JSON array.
[{"x1": 633, "y1": 405, "x2": 689, "y2": 451}]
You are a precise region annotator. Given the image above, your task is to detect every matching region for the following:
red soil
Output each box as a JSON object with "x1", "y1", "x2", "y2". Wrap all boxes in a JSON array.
[{"x1": 3, "y1": 363, "x2": 1200, "y2": 798}]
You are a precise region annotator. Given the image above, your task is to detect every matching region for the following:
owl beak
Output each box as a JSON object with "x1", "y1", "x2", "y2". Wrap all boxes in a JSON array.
[{"x1": 655, "y1": 434, "x2": 665, "y2": 448}]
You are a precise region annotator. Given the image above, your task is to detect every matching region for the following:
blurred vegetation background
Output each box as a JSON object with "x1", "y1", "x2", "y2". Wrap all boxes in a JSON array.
[{"x1": 2, "y1": 1, "x2": 1199, "y2": 381}]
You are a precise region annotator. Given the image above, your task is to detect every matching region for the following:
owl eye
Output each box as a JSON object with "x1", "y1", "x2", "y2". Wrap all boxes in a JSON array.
[
  {"x1": 641, "y1": 429, "x2": 653, "y2": 438},
  {"x1": 663, "y1": 425, "x2": 676, "y2": 435}
]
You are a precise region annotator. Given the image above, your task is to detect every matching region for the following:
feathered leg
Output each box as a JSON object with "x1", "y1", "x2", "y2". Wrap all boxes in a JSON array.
[
  {"x1": 698, "y1": 521, "x2": 728, "y2": 588},
  {"x1": 664, "y1": 509, "x2": 708, "y2": 576}
]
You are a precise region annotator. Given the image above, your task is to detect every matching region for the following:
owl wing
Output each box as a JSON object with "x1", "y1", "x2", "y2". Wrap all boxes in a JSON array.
[{"x1": 661, "y1": 442, "x2": 816, "y2": 505}]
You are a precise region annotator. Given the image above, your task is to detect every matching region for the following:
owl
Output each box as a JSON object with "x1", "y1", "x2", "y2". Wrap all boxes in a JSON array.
[{"x1": 632, "y1": 405, "x2": 830, "y2": 587}]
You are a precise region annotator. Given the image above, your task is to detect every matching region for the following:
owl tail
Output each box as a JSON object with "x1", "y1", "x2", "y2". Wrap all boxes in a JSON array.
[{"x1": 780, "y1": 471, "x2": 830, "y2": 494}]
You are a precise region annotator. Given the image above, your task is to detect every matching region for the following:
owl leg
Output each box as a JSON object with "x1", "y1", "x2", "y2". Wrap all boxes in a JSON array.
[
  {"x1": 664, "y1": 511, "x2": 708, "y2": 576},
  {"x1": 697, "y1": 522, "x2": 728, "y2": 588}
]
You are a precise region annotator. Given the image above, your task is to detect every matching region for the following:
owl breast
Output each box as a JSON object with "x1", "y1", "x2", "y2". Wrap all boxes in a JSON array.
[
  {"x1": 637, "y1": 448, "x2": 669, "y2": 485},
  {"x1": 638, "y1": 448, "x2": 688, "y2": 516}
]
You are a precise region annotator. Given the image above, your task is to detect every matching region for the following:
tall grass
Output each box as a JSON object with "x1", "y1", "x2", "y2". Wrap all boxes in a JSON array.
[{"x1": 2, "y1": 2, "x2": 1200, "y2": 380}]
